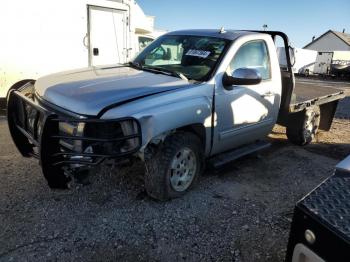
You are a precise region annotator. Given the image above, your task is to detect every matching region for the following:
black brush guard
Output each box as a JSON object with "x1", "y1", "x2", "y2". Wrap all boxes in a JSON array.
[{"x1": 7, "y1": 83, "x2": 141, "y2": 188}]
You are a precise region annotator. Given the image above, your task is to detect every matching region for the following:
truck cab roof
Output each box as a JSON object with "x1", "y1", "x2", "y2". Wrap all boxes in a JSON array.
[{"x1": 166, "y1": 29, "x2": 257, "y2": 41}]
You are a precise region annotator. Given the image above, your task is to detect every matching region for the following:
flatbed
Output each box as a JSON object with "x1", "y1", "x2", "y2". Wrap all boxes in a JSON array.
[{"x1": 291, "y1": 80, "x2": 345, "y2": 112}]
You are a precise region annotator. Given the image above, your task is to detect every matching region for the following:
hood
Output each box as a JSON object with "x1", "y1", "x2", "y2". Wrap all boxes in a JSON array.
[{"x1": 35, "y1": 65, "x2": 189, "y2": 116}]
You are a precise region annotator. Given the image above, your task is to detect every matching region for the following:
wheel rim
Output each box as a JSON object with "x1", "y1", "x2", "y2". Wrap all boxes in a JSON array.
[{"x1": 169, "y1": 147, "x2": 197, "y2": 192}]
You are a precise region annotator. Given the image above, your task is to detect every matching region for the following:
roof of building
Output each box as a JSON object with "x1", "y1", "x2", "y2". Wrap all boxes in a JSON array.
[
  {"x1": 333, "y1": 31, "x2": 350, "y2": 46},
  {"x1": 304, "y1": 30, "x2": 350, "y2": 48}
]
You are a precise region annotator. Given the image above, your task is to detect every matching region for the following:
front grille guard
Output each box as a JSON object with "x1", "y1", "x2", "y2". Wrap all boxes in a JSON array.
[
  {"x1": 48, "y1": 118, "x2": 142, "y2": 167},
  {"x1": 7, "y1": 88, "x2": 142, "y2": 168}
]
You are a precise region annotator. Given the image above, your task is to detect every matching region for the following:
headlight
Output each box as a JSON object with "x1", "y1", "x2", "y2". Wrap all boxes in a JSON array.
[
  {"x1": 25, "y1": 104, "x2": 37, "y2": 135},
  {"x1": 58, "y1": 122, "x2": 85, "y2": 152},
  {"x1": 37, "y1": 114, "x2": 44, "y2": 138},
  {"x1": 59, "y1": 122, "x2": 85, "y2": 136}
]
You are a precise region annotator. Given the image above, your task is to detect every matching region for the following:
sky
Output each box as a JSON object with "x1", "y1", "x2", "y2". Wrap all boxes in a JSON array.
[{"x1": 137, "y1": 0, "x2": 350, "y2": 48}]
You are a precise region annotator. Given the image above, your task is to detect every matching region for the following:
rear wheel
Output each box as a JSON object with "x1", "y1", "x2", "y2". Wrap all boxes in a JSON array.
[
  {"x1": 144, "y1": 132, "x2": 204, "y2": 200},
  {"x1": 304, "y1": 69, "x2": 310, "y2": 77},
  {"x1": 286, "y1": 106, "x2": 320, "y2": 146}
]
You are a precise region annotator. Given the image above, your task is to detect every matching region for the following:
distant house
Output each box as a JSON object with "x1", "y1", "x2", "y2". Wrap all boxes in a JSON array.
[{"x1": 304, "y1": 30, "x2": 350, "y2": 52}]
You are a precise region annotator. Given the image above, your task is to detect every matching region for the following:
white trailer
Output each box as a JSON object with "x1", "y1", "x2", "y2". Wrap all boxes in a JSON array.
[
  {"x1": 277, "y1": 48, "x2": 317, "y2": 75},
  {"x1": 314, "y1": 52, "x2": 333, "y2": 75},
  {"x1": 0, "y1": 0, "x2": 160, "y2": 103},
  {"x1": 313, "y1": 51, "x2": 350, "y2": 76}
]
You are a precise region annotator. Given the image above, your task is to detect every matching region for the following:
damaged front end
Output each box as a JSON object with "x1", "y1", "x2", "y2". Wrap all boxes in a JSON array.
[{"x1": 7, "y1": 82, "x2": 141, "y2": 188}]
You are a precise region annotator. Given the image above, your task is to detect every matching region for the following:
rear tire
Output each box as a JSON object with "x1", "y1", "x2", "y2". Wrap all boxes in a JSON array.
[
  {"x1": 144, "y1": 132, "x2": 204, "y2": 200},
  {"x1": 304, "y1": 69, "x2": 310, "y2": 77},
  {"x1": 286, "y1": 106, "x2": 320, "y2": 146}
]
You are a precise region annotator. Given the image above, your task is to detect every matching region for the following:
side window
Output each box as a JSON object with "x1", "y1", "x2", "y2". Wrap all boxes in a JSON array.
[
  {"x1": 229, "y1": 40, "x2": 271, "y2": 80},
  {"x1": 139, "y1": 36, "x2": 154, "y2": 51}
]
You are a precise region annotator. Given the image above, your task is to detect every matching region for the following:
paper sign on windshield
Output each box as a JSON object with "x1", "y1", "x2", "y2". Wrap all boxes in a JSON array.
[{"x1": 185, "y1": 49, "x2": 211, "y2": 58}]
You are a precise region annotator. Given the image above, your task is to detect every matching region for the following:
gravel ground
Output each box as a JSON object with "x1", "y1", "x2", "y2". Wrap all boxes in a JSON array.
[{"x1": 0, "y1": 79, "x2": 349, "y2": 262}]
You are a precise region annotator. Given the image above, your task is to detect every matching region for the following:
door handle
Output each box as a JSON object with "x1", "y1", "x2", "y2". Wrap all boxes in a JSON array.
[
  {"x1": 83, "y1": 34, "x2": 89, "y2": 48},
  {"x1": 261, "y1": 92, "x2": 275, "y2": 97},
  {"x1": 93, "y1": 48, "x2": 99, "y2": 56}
]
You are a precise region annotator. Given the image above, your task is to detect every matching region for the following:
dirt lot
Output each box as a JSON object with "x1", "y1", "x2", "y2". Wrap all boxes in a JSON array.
[{"x1": 0, "y1": 78, "x2": 349, "y2": 262}]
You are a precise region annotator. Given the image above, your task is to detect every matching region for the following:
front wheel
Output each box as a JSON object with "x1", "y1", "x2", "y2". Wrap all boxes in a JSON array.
[
  {"x1": 286, "y1": 106, "x2": 321, "y2": 146},
  {"x1": 144, "y1": 132, "x2": 204, "y2": 200}
]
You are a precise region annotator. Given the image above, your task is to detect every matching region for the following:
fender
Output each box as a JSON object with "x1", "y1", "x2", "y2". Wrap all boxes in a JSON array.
[
  {"x1": 6, "y1": 79, "x2": 36, "y2": 100},
  {"x1": 101, "y1": 82, "x2": 214, "y2": 155},
  {"x1": 101, "y1": 87, "x2": 214, "y2": 156},
  {"x1": 134, "y1": 96, "x2": 212, "y2": 155},
  {"x1": 6, "y1": 79, "x2": 36, "y2": 157}
]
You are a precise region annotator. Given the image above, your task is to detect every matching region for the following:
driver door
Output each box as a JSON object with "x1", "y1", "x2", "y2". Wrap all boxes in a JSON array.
[{"x1": 212, "y1": 39, "x2": 278, "y2": 155}]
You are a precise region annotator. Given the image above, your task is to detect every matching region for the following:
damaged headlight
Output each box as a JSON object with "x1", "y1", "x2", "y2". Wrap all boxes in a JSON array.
[
  {"x1": 120, "y1": 120, "x2": 139, "y2": 152},
  {"x1": 57, "y1": 118, "x2": 140, "y2": 158},
  {"x1": 83, "y1": 119, "x2": 140, "y2": 155}
]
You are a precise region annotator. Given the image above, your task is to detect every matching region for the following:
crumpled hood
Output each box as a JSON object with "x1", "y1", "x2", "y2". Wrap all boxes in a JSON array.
[{"x1": 35, "y1": 65, "x2": 189, "y2": 116}]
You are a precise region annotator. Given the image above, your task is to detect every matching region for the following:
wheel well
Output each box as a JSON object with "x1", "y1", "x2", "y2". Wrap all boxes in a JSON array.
[
  {"x1": 144, "y1": 124, "x2": 207, "y2": 158},
  {"x1": 6, "y1": 79, "x2": 35, "y2": 98},
  {"x1": 176, "y1": 124, "x2": 206, "y2": 149},
  {"x1": 1, "y1": 79, "x2": 35, "y2": 113}
]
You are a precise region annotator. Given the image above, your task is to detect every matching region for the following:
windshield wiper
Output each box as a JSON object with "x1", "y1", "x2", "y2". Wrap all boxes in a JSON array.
[
  {"x1": 127, "y1": 61, "x2": 143, "y2": 70},
  {"x1": 127, "y1": 62, "x2": 188, "y2": 81},
  {"x1": 142, "y1": 65, "x2": 188, "y2": 81}
]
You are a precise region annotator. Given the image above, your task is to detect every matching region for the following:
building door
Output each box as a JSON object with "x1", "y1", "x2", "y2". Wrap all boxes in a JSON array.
[
  {"x1": 314, "y1": 52, "x2": 333, "y2": 74},
  {"x1": 88, "y1": 6, "x2": 128, "y2": 66}
]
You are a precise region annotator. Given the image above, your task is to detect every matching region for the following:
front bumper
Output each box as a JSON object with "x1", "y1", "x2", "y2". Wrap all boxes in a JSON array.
[{"x1": 7, "y1": 82, "x2": 141, "y2": 187}]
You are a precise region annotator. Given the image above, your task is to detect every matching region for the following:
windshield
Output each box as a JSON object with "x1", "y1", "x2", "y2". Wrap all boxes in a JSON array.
[{"x1": 132, "y1": 35, "x2": 230, "y2": 81}]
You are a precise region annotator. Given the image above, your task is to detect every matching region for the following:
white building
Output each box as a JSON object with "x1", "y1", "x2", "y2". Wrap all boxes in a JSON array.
[
  {"x1": 0, "y1": 0, "x2": 164, "y2": 106},
  {"x1": 304, "y1": 30, "x2": 350, "y2": 52}
]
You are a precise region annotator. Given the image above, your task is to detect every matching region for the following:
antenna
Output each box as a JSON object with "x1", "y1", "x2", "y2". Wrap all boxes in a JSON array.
[{"x1": 219, "y1": 27, "x2": 226, "y2": 34}]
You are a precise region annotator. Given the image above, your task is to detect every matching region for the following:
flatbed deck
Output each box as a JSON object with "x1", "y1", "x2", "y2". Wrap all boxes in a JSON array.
[{"x1": 290, "y1": 79, "x2": 345, "y2": 112}]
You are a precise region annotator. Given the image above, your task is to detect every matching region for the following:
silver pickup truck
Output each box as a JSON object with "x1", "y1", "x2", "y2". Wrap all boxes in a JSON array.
[{"x1": 7, "y1": 30, "x2": 345, "y2": 200}]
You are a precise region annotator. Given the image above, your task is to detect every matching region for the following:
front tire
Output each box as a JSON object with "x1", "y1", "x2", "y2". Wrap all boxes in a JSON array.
[
  {"x1": 144, "y1": 132, "x2": 204, "y2": 200},
  {"x1": 286, "y1": 106, "x2": 320, "y2": 146}
]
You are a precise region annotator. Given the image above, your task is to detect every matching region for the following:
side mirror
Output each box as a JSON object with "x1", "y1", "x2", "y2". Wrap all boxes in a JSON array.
[
  {"x1": 222, "y1": 68, "x2": 262, "y2": 89},
  {"x1": 289, "y1": 46, "x2": 296, "y2": 66}
]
